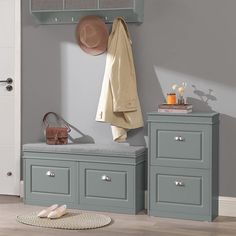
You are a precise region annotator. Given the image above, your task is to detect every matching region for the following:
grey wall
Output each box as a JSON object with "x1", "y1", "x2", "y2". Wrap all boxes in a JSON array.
[{"x1": 22, "y1": 0, "x2": 236, "y2": 197}]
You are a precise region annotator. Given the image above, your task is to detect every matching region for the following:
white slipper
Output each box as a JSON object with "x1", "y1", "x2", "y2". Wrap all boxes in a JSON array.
[
  {"x1": 47, "y1": 205, "x2": 67, "y2": 219},
  {"x1": 37, "y1": 204, "x2": 58, "y2": 218}
]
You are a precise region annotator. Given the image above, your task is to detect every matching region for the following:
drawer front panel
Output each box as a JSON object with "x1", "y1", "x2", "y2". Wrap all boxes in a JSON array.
[
  {"x1": 150, "y1": 123, "x2": 211, "y2": 168},
  {"x1": 31, "y1": 166, "x2": 70, "y2": 194},
  {"x1": 157, "y1": 174, "x2": 201, "y2": 205},
  {"x1": 158, "y1": 130, "x2": 201, "y2": 160},
  {"x1": 80, "y1": 163, "x2": 134, "y2": 208},
  {"x1": 150, "y1": 166, "x2": 210, "y2": 216},
  {"x1": 25, "y1": 159, "x2": 76, "y2": 203},
  {"x1": 86, "y1": 170, "x2": 126, "y2": 199}
]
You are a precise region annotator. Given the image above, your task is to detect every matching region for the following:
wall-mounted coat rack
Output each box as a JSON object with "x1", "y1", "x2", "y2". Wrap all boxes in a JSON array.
[{"x1": 30, "y1": 0, "x2": 144, "y2": 24}]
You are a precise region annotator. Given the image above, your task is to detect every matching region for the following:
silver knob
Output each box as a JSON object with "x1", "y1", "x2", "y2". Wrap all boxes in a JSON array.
[
  {"x1": 46, "y1": 171, "x2": 55, "y2": 177},
  {"x1": 101, "y1": 175, "x2": 111, "y2": 182},
  {"x1": 174, "y1": 136, "x2": 184, "y2": 141},
  {"x1": 175, "y1": 181, "x2": 185, "y2": 187}
]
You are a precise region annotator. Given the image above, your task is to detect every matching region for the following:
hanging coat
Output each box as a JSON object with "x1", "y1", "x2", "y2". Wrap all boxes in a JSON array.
[{"x1": 95, "y1": 17, "x2": 144, "y2": 142}]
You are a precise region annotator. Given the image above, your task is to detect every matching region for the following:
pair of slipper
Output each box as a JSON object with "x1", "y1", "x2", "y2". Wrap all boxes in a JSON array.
[{"x1": 37, "y1": 204, "x2": 67, "y2": 219}]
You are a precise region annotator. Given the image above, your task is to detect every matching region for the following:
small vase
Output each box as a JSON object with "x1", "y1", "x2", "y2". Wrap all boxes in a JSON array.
[{"x1": 178, "y1": 96, "x2": 185, "y2": 105}]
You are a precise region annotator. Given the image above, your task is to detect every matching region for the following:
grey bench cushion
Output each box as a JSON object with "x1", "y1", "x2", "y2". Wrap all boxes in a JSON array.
[{"x1": 23, "y1": 143, "x2": 146, "y2": 157}]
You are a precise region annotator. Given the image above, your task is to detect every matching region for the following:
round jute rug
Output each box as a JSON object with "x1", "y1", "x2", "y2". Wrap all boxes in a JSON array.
[{"x1": 16, "y1": 212, "x2": 112, "y2": 230}]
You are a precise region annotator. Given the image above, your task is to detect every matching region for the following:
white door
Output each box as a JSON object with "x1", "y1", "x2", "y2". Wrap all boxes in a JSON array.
[{"x1": 0, "y1": 0, "x2": 21, "y2": 195}]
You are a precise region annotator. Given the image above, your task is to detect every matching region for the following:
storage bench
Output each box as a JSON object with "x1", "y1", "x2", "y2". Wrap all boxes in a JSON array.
[{"x1": 23, "y1": 143, "x2": 146, "y2": 214}]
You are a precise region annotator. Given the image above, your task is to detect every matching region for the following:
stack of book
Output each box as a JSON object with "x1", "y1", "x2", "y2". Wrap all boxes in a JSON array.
[{"x1": 158, "y1": 104, "x2": 193, "y2": 113}]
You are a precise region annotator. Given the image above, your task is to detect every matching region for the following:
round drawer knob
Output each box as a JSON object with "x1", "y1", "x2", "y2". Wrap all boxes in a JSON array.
[
  {"x1": 175, "y1": 181, "x2": 184, "y2": 187},
  {"x1": 46, "y1": 171, "x2": 55, "y2": 177},
  {"x1": 101, "y1": 175, "x2": 111, "y2": 182},
  {"x1": 174, "y1": 136, "x2": 185, "y2": 141}
]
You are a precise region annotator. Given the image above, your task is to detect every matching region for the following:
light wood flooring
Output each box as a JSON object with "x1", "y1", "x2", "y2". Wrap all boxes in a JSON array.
[{"x1": 0, "y1": 196, "x2": 236, "y2": 236}]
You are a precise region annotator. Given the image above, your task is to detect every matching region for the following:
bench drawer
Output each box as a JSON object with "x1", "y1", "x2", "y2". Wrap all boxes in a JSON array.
[
  {"x1": 150, "y1": 123, "x2": 211, "y2": 168},
  {"x1": 79, "y1": 162, "x2": 134, "y2": 209},
  {"x1": 25, "y1": 159, "x2": 77, "y2": 204},
  {"x1": 85, "y1": 170, "x2": 127, "y2": 199}
]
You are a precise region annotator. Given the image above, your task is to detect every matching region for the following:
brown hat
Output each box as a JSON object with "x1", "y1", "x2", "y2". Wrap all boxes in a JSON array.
[{"x1": 76, "y1": 16, "x2": 109, "y2": 56}]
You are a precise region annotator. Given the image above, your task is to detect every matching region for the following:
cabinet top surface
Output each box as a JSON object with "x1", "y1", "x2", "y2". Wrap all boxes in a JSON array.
[{"x1": 147, "y1": 112, "x2": 219, "y2": 124}]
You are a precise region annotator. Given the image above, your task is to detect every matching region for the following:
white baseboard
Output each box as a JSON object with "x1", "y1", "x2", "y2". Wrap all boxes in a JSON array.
[
  {"x1": 144, "y1": 193, "x2": 236, "y2": 217},
  {"x1": 219, "y1": 196, "x2": 236, "y2": 217},
  {"x1": 20, "y1": 180, "x2": 24, "y2": 198}
]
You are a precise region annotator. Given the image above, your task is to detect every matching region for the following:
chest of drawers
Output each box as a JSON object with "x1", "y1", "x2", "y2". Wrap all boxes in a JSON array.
[{"x1": 147, "y1": 112, "x2": 219, "y2": 221}]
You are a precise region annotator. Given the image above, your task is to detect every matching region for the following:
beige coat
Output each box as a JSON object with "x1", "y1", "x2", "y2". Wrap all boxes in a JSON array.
[{"x1": 96, "y1": 17, "x2": 144, "y2": 142}]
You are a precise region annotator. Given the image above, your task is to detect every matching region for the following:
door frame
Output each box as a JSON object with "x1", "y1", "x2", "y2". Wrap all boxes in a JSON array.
[{"x1": 13, "y1": 0, "x2": 21, "y2": 195}]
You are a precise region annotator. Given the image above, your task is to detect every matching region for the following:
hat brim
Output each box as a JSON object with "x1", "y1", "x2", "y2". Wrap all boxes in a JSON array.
[{"x1": 76, "y1": 16, "x2": 109, "y2": 56}]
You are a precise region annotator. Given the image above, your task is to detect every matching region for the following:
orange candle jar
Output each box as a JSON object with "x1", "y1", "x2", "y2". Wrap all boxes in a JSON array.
[{"x1": 166, "y1": 93, "x2": 176, "y2": 105}]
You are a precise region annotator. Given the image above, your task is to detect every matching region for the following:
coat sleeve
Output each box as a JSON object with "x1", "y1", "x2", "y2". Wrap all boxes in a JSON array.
[{"x1": 109, "y1": 24, "x2": 138, "y2": 113}]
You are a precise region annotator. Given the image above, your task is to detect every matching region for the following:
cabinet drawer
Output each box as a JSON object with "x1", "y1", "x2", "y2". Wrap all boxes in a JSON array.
[
  {"x1": 150, "y1": 123, "x2": 211, "y2": 168},
  {"x1": 149, "y1": 166, "x2": 210, "y2": 217},
  {"x1": 85, "y1": 170, "x2": 127, "y2": 199},
  {"x1": 25, "y1": 159, "x2": 77, "y2": 204},
  {"x1": 79, "y1": 163, "x2": 134, "y2": 209},
  {"x1": 31, "y1": 166, "x2": 69, "y2": 194}
]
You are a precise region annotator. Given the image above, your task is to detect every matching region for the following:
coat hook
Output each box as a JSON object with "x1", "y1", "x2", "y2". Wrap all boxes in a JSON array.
[
  {"x1": 54, "y1": 17, "x2": 58, "y2": 22},
  {"x1": 71, "y1": 17, "x2": 74, "y2": 22},
  {"x1": 105, "y1": 16, "x2": 108, "y2": 21}
]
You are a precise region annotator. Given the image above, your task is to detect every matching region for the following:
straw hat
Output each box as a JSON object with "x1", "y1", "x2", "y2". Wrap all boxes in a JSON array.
[{"x1": 76, "y1": 16, "x2": 109, "y2": 56}]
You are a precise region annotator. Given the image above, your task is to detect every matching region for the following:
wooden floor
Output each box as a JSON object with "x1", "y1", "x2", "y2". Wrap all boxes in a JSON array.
[{"x1": 0, "y1": 196, "x2": 236, "y2": 236}]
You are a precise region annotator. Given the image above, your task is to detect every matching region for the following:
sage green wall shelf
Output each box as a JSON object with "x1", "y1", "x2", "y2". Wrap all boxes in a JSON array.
[{"x1": 30, "y1": 0, "x2": 144, "y2": 24}]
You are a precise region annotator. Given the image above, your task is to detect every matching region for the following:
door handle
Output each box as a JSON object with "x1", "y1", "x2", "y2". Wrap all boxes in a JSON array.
[{"x1": 0, "y1": 78, "x2": 13, "y2": 84}]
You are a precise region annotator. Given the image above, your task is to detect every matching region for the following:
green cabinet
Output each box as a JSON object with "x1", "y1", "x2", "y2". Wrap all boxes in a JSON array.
[
  {"x1": 23, "y1": 143, "x2": 146, "y2": 214},
  {"x1": 147, "y1": 112, "x2": 219, "y2": 221}
]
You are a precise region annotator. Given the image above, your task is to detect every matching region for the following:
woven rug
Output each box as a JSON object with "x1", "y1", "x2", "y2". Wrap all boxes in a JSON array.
[{"x1": 16, "y1": 212, "x2": 111, "y2": 230}]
